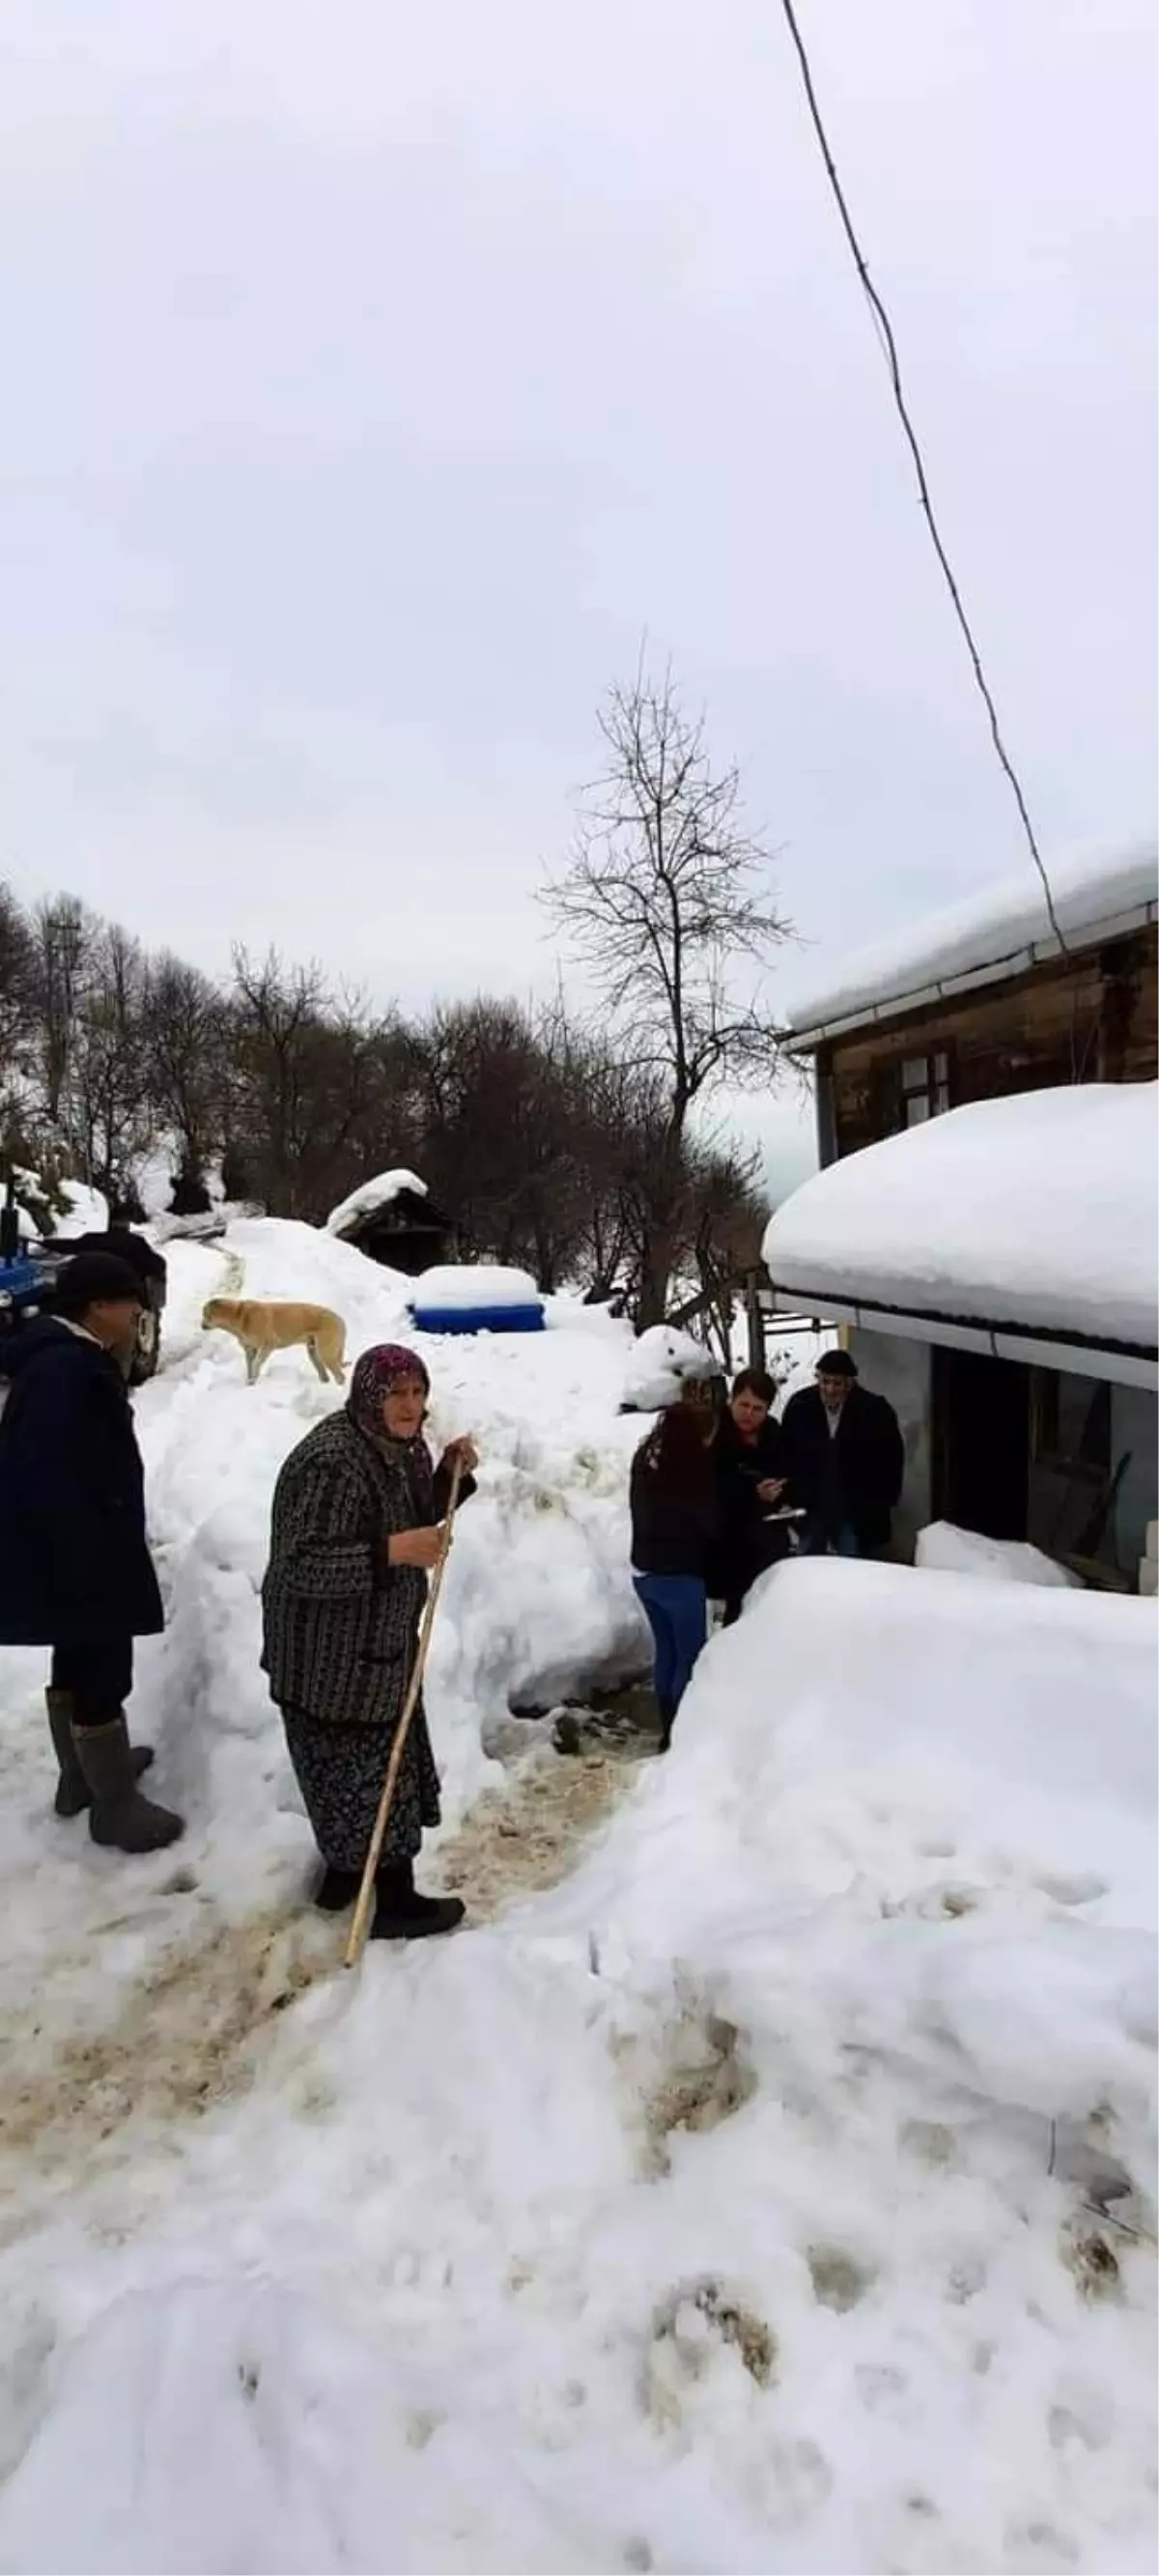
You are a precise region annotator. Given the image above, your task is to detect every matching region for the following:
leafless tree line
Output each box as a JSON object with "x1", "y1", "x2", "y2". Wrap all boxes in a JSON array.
[
  {"x1": 0, "y1": 664, "x2": 790, "y2": 1326},
  {"x1": 0, "y1": 891, "x2": 766, "y2": 1322}
]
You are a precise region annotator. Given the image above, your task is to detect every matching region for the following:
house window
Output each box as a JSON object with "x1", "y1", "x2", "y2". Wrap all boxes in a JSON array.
[
  {"x1": 1028, "y1": 1371, "x2": 1117, "y2": 1566},
  {"x1": 1031, "y1": 1373, "x2": 1111, "y2": 1480},
  {"x1": 899, "y1": 1049, "x2": 951, "y2": 1128}
]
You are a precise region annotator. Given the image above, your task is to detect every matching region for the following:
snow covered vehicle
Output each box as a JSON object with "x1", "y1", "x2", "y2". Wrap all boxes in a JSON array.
[{"x1": 0, "y1": 1182, "x2": 167, "y2": 1386}]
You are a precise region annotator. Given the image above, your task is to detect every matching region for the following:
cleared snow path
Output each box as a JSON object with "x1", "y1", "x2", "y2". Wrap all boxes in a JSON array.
[
  {"x1": 0, "y1": 1219, "x2": 656, "y2": 2241},
  {"x1": 0, "y1": 1724, "x2": 653, "y2": 2250}
]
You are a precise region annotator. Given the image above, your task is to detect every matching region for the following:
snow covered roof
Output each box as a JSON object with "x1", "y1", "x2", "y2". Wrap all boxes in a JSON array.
[
  {"x1": 325, "y1": 1170, "x2": 430, "y2": 1239},
  {"x1": 762, "y1": 1082, "x2": 1158, "y2": 1377},
  {"x1": 780, "y1": 837, "x2": 1158, "y2": 1045}
]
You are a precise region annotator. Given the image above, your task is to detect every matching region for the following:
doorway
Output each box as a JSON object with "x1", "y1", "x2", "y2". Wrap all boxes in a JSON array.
[{"x1": 933, "y1": 1347, "x2": 1031, "y2": 1540}]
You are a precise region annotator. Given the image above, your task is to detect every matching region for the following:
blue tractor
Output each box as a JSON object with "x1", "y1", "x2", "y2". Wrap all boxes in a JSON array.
[{"x1": 0, "y1": 1172, "x2": 167, "y2": 1385}]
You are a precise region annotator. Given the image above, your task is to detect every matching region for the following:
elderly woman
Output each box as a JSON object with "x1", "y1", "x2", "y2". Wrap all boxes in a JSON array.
[{"x1": 261, "y1": 1343, "x2": 477, "y2": 1941}]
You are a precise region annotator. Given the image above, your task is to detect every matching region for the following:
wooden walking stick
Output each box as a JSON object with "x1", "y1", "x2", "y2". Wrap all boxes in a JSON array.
[{"x1": 345, "y1": 1458, "x2": 464, "y2": 1970}]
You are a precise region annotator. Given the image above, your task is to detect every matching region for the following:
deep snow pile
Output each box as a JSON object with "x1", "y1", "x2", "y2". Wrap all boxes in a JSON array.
[
  {"x1": 917, "y1": 1521, "x2": 1082, "y2": 1588},
  {"x1": 763, "y1": 1083, "x2": 1159, "y2": 1349},
  {"x1": 0, "y1": 1228, "x2": 1153, "y2": 2575},
  {"x1": 622, "y1": 1322, "x2": 713, "y2": 1411},
  {"x1": 53, "y1": 1181, "x2": 110, "y2": 1238}
]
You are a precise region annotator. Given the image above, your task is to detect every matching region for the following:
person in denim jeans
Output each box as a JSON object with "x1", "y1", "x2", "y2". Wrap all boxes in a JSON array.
[{"x1": 629, "y1": 1399, "x2": 719, "y2": 1752}]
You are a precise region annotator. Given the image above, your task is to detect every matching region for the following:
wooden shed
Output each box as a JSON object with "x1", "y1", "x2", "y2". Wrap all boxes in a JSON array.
[{"x1": 325, "y1": 1170, "x2": 452, "y2": 1277}]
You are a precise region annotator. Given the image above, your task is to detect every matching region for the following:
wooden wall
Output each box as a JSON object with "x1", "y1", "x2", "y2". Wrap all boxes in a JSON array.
[{"x1": 821, "y1": 924, "x2": 1157, "y2": 1159}]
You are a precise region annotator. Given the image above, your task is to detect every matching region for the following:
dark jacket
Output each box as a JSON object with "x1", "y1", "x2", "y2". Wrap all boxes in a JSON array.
[
  {"x1": 630, "y1": 1431, "x2": 718, "y2": 1582},
  {"x1": 712, "y1": 1412, "x2": 792, "y2": 1598},
  {"x1": 0, "y1": 1317, "x2": 163, "y2": 1646},
  {"x1": 261, "y1": 1412, "x2": 474, "y2": 1729},
  {"x1": 780, "y1": 1384, "x2": 904, "y2": 1551}
]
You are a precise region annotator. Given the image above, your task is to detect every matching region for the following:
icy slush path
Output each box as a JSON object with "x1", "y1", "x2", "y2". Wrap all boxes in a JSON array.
[{"x1": 0, "y1": 1721, "x2": 655, "y2": 2247}]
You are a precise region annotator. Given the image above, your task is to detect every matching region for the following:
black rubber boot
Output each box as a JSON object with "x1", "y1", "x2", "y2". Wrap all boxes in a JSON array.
[
  {"x1": 47, "y1": 1690, "x2": 154, "y2": 1818},
  {"x1": 73, "y1": 1717, "x2": 184, "y2": 1852},
  {"x1": 314, "y1": 1864, "x2": 361, "y2": 1913},
  {"x1": 371, "y1": 1858, "x2": 466, "y2": 1942},
  {"x1": 656, "y1": 1699, "x2": 676, "y2": 1754}
]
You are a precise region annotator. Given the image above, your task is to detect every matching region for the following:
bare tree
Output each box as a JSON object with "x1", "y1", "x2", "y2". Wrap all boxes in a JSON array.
[
  {"x1": 0, "y1": 880, "x2": 36, "y2": 1102},
  {"x1": 544, "y1": 666, "x2": 789, "y2": 1321},
  {"x1": 228, "y1": 950, "x2": 407, "y2": 1220},
  {"x1": 69, "y1": 921, "x2": 153, "y2": 1207},
  {"x1": 143, "y1": 955, "x2": 231, "y2": 1209},
  {"x1": 229, "y1": 950, "x2": 330, "y2": 1216},
  {"x1": 30, "y1": 895, "x2": 92, "y2": 1138}
]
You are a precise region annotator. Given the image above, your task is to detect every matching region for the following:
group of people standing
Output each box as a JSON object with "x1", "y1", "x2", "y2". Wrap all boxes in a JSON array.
[
  {"x1": 0, "y1": 1263, "x2": 476, "y2": 1942},
  {"x1": 630, "y1": 1349, "x2": 904, "y2": 1749},
  {"x1": 0, "y1": 1249, "x2": 902, "y2": 1941}
]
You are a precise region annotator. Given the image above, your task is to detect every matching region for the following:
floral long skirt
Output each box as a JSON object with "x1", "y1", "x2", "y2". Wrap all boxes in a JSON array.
[{"x1": 281, "y1": 1699, "x2": 441, "y2": 1871}]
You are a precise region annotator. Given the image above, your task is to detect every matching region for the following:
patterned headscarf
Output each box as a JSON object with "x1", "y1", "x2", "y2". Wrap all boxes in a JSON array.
[
  {"x1": 348, "y1": 1344, "x2": 436, "y2": 1516},
  {"x1": 349, "y1": 1343, "x2": 429, "y2": 1432}
]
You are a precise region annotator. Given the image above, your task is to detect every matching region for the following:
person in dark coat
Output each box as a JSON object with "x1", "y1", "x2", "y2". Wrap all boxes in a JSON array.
[
  {"x1": 68, "y1": 1228, "x2": 167, "y2": 1379},
  {"x1": 629, "y1": 1402, "x2": 719, "y2": 1753},
  {"x1": 780, "y1": 1349, "x2": 904, "y2": 1558},
  {"x1": 712, "y1": 1366, "x2": 793, "y2": 1625},
  {"x1": 0, "y1": 1251, "x2": 184, "y2": 1849},
  {"x1": 262, "y1": 1343, "x2": 478, "y2": 1941}
]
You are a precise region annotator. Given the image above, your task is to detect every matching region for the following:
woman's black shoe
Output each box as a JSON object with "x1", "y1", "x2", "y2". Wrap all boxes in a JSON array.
[
  {"x1": 314, "y1": 1864, "x2": 360, "y2": 1912},
  {"x1": 371, "y1": 1858, "x2": 466, "y2": 1941}
]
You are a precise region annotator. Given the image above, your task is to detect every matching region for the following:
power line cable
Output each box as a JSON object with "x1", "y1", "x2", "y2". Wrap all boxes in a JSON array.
[{"x1": 777, "y1": 0, "x2": 1067, "y2": 951}]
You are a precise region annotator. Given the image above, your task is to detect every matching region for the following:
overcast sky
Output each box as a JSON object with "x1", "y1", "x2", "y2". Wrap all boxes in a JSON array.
[{"x1": 1, "y1": 0, "x2": 1155, "y2": 1192}]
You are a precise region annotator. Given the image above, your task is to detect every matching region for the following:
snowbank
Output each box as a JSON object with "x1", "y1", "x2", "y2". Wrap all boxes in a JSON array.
[
  {"x1": 325, "y1": 1168, "x2": 428, "y2": 1238},
  {"x1": 0, "y1": 1546, "x2": 1153, "y2": 2574},
  {"x1": 782, "y1": 835, "x2": 1158, "y2": 1037},
  {"x1": 621, "y1": 1322, "x2": 712, "y2": 1411},
  {"x1": 54, "y1": 1180, "x2": 108, "y2": 1239},
  {"x1": 763, "y1": 1082, "x2": 1159, "y2": 1350},
  {"x1": 917, "y1": 1520, "x2": 1081, "y2": 1588},
  {"x1": 585, "y1": 1552, "x2": 1157, "y2": 2073}
]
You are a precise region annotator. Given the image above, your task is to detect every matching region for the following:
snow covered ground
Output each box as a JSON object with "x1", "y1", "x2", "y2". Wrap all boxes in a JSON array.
[{"x1": 0, "y1": 1220, "x2": 1153, "y2": 2574}]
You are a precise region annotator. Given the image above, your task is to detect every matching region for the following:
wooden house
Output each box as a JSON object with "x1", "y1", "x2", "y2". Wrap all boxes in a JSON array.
[
  {"x1": 785, "y1": 839, "x2": 1157, "y2": 1163},
  {"x1": 763, "y1": 842, "x2": 1158, "y2": 1585}
]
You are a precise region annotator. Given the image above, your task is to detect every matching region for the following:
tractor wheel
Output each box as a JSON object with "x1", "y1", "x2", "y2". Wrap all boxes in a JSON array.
[{"x1": 128, "y1": 1295, "x2": 162, "y2": 1386}]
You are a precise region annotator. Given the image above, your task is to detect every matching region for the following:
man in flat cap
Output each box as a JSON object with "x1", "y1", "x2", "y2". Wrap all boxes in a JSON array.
[
  {"x1": 0, "y1": 1251, "x2": 184, "y2": 1851},
  {"x1": 781, "y1": 1348, "x2": 904, "y2": 1560}
]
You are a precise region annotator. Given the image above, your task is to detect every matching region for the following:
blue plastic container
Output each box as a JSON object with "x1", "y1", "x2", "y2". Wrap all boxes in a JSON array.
[{"x1": 409, "y1": 1302, "x2": 546, "y2": 1337}]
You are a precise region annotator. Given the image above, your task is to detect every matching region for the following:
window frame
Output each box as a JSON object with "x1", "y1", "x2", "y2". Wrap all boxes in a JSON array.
[{"x1": 891, "y1": 1045, "x2": 954, "y2": 1130}]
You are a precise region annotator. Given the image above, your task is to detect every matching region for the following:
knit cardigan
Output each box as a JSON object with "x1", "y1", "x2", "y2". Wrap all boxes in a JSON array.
[{"x1": 261, "y1": 1411, "x2": 473, "y2": 1729}]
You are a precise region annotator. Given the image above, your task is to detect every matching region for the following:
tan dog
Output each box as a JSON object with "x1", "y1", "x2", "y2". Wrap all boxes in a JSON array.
[{"x1": 201, "y1": 1297, "x2": 347, "y2": 1388}]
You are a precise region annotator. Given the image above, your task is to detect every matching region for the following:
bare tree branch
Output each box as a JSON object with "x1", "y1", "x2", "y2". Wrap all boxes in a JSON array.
[{"x1": 542, "y1": 665, "x2": 789, "y2": 1318}]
